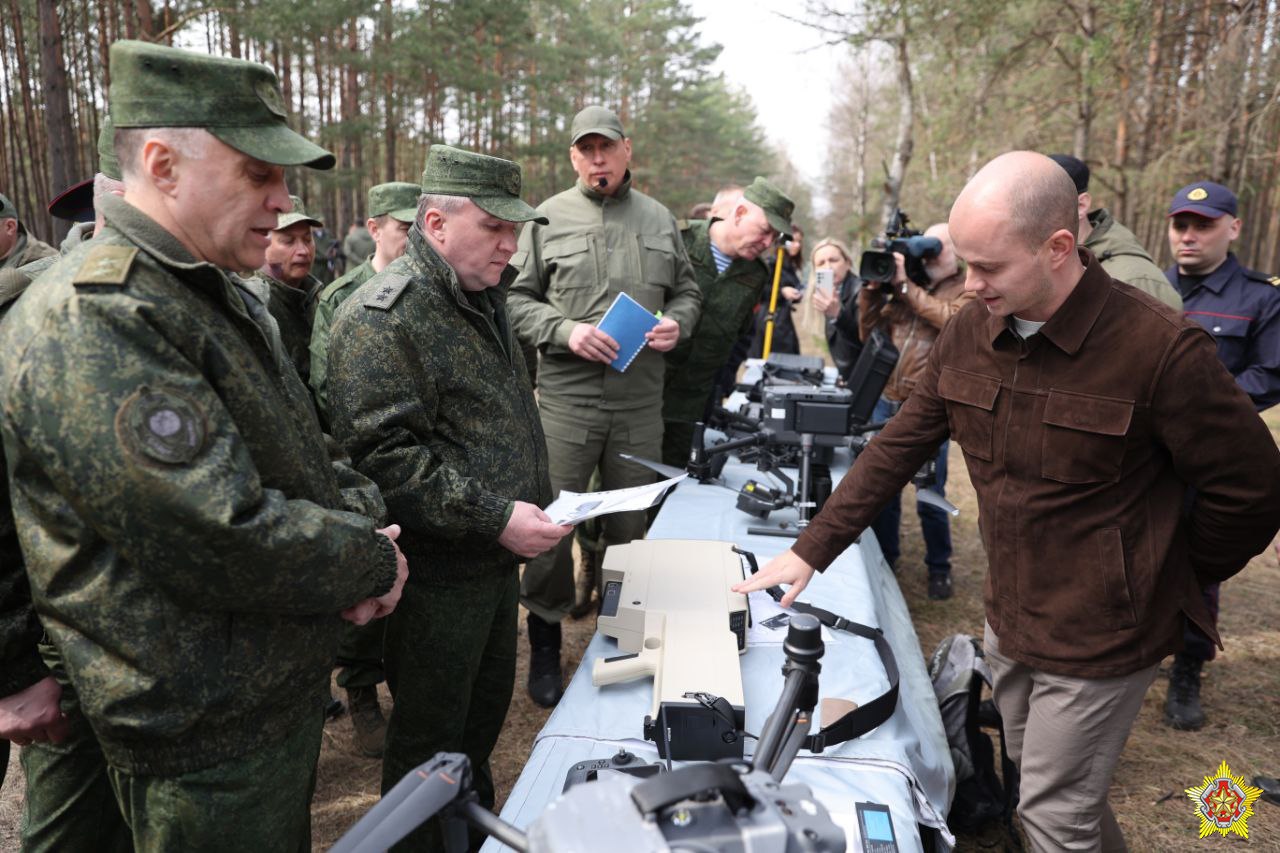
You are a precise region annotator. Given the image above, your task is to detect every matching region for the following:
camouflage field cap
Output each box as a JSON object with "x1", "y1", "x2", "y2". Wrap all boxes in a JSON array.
[
  {"x1": 743, "y1": 177, "x2": 795, "y2": 237},
  {"x1": 369, "y1": 182, "x2": 420, "y2": 223},
  {"x1": 275, "y1": 195, "x2": 324, "y2": 231},
  {"x1": 108, "y1": 40, "x2": 335, "y2": 170},
  {"x1": 0, "y1": 193, "x2": 16, "y2": 221},
  {"x1": 420, "y1": 145, "x2": 548, "y2": 224},
  {"x1": 570, "y1": 105, "x2": 625, "y2": 145},
  {"x1": 98, "y1": 115, "x2": 122, "y2": 181}
]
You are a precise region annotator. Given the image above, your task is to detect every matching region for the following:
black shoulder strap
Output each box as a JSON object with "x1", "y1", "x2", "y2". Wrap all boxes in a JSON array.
[{"x1": 738, "y1": 547, "x2": 900, "y2": 752}]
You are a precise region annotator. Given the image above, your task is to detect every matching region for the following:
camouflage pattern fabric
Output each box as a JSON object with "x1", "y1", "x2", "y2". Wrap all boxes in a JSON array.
[
  {"x1": 326, "y1": 224, "x2": 550, "y2": 851},
  {"x1": 326, "y1": 225, "x2": 552, "y2": 579},
  {"x1": 0, "y1": 194, "x2": 397, "y2": 778},
  {"x1": 662, "y1": 218, "x2": 770, "y2": 466},
  {"x1": 381, "y1": 570, "x2": 518, "y2": 853},
  {"x1": 107, "y1": 710, "x2": 323, "y2": 852},
  {"x1": 310, "y1": 257, "x2": 376, "y2": 420},
  {"x1": 20, "y1": 675, "x2": 131, "y2": 853}
]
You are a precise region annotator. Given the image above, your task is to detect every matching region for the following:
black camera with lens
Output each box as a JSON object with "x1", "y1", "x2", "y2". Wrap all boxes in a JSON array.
[{"x1": 859, "y1": 208, "x2": 941, "y2": 288}]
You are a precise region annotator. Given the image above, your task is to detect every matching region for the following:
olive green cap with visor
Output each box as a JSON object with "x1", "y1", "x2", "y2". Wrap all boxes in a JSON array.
[
  {"x1": 108, "y1": 40, "x2": 334, "y2": 170},
  {"x1": 368, "y1": 182, "x2": 420, "y2": 223},
  {"x1": 742, "y1": 177, "x2": 796, "y2": 239},
  {"x1": 420, "y1": 145, "x2": 547, "y2": 224},
  {"x1": 274, "y1": 196, "x2": 324, "y2": 231}
]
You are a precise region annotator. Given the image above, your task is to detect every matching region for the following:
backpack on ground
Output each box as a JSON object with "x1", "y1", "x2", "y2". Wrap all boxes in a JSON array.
[{"x1": 928, "y1": 633, "x2": 1020, "y2": 841}]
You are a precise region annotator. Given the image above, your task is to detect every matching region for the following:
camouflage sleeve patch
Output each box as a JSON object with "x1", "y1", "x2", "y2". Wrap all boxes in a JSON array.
[
  {"x1": 114, "y1": 386, "x2": 207, "y2": 465},
  {"x1": 73, "y1": 245, "x2": 139, "y2": 286},
  {"x1": 364, "y1": 274, "x2": 412, "y2": 310}
]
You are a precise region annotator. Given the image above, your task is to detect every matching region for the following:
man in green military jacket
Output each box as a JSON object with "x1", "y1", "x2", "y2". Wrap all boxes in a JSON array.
[
  {"x1": 0, "y1": 41, "x2": 407, "y2": 850},
  {"x1": 311, "y1": 181, "x2": 419, "y2": 419},
  {"x1": 309, "y1": 180, "x2": 418, "y2": 756},
  {"x1": 507, "y1": 105, "x2": 702, "y2": 707},
  {"x1": 0, "y1": 192, "x2": 57, "y2": 271},
  {"x1": 663, "y1": 177, "x2": 794, "y2": 466},
  {"x1": 327, "y1": 145, "x2": 570, "y2": 852},
  {"x1": 257, "y1": 195, "x2": 326, "y2": 385}
]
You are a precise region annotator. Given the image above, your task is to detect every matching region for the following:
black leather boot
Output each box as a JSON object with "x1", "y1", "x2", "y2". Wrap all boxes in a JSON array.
[
  {"x1": 527, "y1": 612, "x2": 564, "y2": 708},
  {"x1": 1164, "y1": 653, "x2": 1206, "y2": 730}
]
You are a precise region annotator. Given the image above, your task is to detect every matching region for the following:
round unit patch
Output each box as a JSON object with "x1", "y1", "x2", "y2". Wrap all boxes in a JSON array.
[{"x1": 116, "y1": 387, "x2": 207, "y2": 465}]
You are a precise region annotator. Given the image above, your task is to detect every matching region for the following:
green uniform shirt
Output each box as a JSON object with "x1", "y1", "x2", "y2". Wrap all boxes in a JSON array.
[
  {"x1": 508, "y1": 176, "x2": 702, "y2": 410},
  {"x1": 663, "y1": 219, "x2": 770, "y2": 423},
  {"x1": 1084, "y1": 208, "x2": 1182, "y2": 310},
  {"x1": 327, "y1": 227, "x2": 552, "y2": 580},
  {"x1": 0, "y1": 194, "x2": 397, "y2": 776},
  {"x1": 310, "y1": 256, "x2": 376, "y2": 418}
]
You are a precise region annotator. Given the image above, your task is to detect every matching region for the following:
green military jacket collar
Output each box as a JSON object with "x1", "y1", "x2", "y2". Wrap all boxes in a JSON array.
[{"x1": 575, "y1": 170, "x2": 634, "y2": 204}]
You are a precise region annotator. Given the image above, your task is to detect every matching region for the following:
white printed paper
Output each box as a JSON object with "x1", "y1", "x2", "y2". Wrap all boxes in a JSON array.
[{"x1": 545, "y1": 474, "x2": 687, "y2": 525}]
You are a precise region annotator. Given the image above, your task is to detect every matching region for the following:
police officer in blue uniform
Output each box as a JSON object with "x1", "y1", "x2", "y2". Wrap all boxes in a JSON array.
[{"x1": 1163, "y1": 180, "x2": 1280, "y2": 730}]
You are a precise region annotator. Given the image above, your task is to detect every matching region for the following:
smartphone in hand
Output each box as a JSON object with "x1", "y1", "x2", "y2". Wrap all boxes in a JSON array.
[{"x1": 814, "y1": 268, "x2": 834, "y2": 297}]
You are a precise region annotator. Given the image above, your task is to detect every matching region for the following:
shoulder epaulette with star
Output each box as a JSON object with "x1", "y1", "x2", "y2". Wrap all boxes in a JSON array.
[
  {"x1": 73, "y1": 245, "x2": 138, "y2": 287},
  {"x1": 364, "y1": 274, "x2": 412, "y2": 310}
]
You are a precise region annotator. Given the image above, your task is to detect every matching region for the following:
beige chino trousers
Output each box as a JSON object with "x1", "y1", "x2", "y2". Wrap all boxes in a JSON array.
[{"x1": 984, "y1": 622, "x2": 1158, "y2": 852}]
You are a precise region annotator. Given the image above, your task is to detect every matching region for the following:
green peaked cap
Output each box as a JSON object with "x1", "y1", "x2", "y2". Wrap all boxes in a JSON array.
[
  {"x1": 368, "y1": 182, "x2": 420, "y2": 223},
  {"x1": 275, "y1": 195, "x2": 323, "y2": 231},
  {"x1": 742, "y1": 177, "x2": 795, "y2": 237},
  {"x1": 420, "y1": 144, "x2": 547, "y2": 224},
  {"x1": 108, "y1": 40, "x2": 334, "y2": 170}
]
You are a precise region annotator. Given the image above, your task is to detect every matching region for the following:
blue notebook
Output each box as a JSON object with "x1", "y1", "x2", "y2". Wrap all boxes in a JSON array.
[{"x1": 596, "y1": 291, "x2": 660, "y2": 372}]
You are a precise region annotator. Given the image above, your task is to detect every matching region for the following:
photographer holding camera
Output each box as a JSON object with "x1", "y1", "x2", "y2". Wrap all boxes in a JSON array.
[{"x1": 859, "y1": 223, "x2": 973, "y2": 599}]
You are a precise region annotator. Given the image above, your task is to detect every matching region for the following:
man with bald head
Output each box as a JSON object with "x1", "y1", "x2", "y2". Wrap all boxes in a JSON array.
[{"x1": 738, "y1": 151, "x2": 1280, "y2": 850}]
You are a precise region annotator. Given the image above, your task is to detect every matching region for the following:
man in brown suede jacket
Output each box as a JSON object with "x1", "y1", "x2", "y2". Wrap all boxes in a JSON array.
[{"x1": 739, "y1": 151, "x2": 1280, "y2": 852}]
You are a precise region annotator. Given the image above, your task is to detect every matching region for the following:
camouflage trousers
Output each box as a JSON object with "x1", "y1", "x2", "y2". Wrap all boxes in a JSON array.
[
  {"x1": 381, "y1": 569, "x2": 518, "y2": 852},
  {"x1": 20, "y1": 711, "x2": 131, "y2": 852},
  {"x1": 335, "y1": 618, "x2": 387, "y2": 690},
  {"x1": 106, "y1": 711, "x2": 323, "y2": 852}
]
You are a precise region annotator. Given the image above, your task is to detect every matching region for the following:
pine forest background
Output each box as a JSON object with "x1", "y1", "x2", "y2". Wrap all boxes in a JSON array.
[{"x1": 4, "y1": 0, "x2": 1280, "y2": 274}]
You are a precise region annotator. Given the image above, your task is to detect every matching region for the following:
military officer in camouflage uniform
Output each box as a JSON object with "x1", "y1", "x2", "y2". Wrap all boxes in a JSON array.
[
  {"x1": 0, "y1": 117, "x2": 132, "y2": 852},
  {"x1": 311, "y1": 181, "x2": 419, "y2": 418},
  {"x1": 256, "y1": 195, "x2": 326, "y2": 386},
  {"x1": 327, "y1": 145, "x2": 567, "y2": 851},
  {"x1": 663, "y1": 177, "x2": 793, "y2": 466},
  {"x1": 0, "y1": 41, "x2": 408, "y2": 850},
  {"x1": 508, "y1": 105, "x2": 702, "y2": 707},
  {"x1": 0, "y1": 192, "x2": 57, "y2": 271},
  {"x1": 309, "y1": 180, "x2": 418, "y2": 757}
]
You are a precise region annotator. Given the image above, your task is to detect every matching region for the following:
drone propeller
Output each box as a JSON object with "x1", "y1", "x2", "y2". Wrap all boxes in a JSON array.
[{"x1": 330, "y1": 753, "x2": 472, "y2": 853}]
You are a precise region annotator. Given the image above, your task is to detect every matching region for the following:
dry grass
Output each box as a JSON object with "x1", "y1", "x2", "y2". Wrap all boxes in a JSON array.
[{"x1": 3, "y1": 415, "x2": 1279, "y2": 852}]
